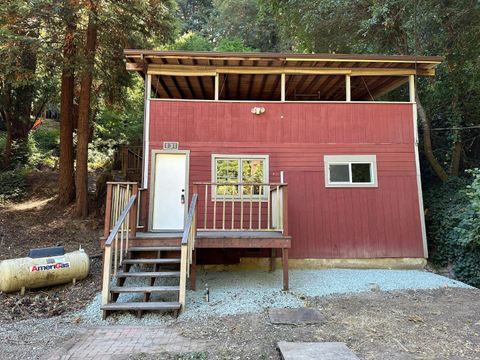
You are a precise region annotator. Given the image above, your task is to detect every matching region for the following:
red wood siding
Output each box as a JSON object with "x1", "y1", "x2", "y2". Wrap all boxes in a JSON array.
[{"x1": 147, "y1": 100, "x2": 424, "y2": 259}]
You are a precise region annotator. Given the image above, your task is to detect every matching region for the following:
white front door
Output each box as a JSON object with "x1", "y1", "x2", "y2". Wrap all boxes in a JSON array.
[{"x1": 152, "y1": 153, "x2": 187, "y2": 231}]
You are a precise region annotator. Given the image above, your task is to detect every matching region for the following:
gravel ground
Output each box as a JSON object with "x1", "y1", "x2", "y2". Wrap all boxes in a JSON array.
[{"x1": 73, "y1": 269, "x2": 470, "y2": 325}]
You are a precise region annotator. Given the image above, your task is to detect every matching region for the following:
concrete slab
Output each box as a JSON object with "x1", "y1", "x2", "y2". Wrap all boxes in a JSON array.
[
  {"x1": 269, "y1": 308, "x2": 324, "y2": 325},
  {"x1": 278, "y1": 341, "x2": 360, "y2": 360}
]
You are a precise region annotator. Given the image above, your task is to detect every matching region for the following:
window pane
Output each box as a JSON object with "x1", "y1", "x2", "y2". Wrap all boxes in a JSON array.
[
  {"x1": 216, "y1": 159, "x2": 239, "y2": 195},
  {"x1": 242, "y1": 159, "x2": 264, "y2": 195},
  {"x1": 352, "y1": 163, "x2": 372, "y2": 183},
  {"x1": 329, "y1": 164, "x2": 350, "y2": 183}
]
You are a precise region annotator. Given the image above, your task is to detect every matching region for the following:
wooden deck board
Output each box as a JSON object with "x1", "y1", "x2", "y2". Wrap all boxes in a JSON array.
[{"x1": 133, "y1": 231, "x2": 291, "y2": 249}]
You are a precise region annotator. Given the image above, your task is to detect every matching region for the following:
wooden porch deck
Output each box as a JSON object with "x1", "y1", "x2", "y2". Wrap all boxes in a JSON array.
[{"x1": 134, "y1": 230, "x2": 291, "y2": 248}]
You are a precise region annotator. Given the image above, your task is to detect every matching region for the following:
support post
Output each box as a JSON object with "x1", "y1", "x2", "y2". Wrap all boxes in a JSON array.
[
  {"x1": 345, "y1": 75, "x2": 351, "y2": 101},
  {"x1": 281, "y1": 73, "x2": 286, "y2": 102},
  {"x1": 179, "y1": 245, "x2": 188, "y2": 312},
  {"x1": 282, "y1": 248, "x2": 289, "y2": 291},
  {"x1": 409, "y1": 75, "x2": 415, "y2": 103},
  {"x1": 130, "y1": 183, "x2": 138, "y2": 239},
  {"x1": 282, "y1": 186, "x2": 289, "y2": 236},
  {"x1": 214, "y1": 73, "x2": 219, "y2": 100},
  {"x1": 103, "y1": 184, "x2": 113, "y2": 238},
  {"x1": 269, "y1": 249, "x2": 276, "y2": 272},
  {"x1": 191, "y1": 250, "x2": 196, "y2": 291},
  {"x1": 101, "y1": 246, "x2": 112, "y2": 306}
]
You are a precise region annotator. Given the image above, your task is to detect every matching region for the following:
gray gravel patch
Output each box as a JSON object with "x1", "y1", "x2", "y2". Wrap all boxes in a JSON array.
[{"x1": 74, "y1": 269, "x2": 470, "y2": 324}]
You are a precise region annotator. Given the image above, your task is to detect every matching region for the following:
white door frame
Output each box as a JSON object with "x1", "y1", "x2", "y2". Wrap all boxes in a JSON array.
[{"x1": 148, "y1": 149, "x2": 190, "y2": 232}]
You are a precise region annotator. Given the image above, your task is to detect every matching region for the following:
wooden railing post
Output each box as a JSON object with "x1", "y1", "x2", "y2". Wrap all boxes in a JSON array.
[
  {"x1": 104, "y1": 183, "x2": 113, "y2": 238},
  {"x1": 101, "y1": 245, "x2": 112, "y2": 306},
  {"x1": 130, "y1": 183, "x2": 138, "y2": 239},
  {"x1": 282, "y1": 185, "x2": 289, "y2": 236},
  {"x1": 193, "y1": 184, "x2": 198, "y2": 236},
  {"x1": 179, "y1": 245, "x2": 187, "y2": 311}
]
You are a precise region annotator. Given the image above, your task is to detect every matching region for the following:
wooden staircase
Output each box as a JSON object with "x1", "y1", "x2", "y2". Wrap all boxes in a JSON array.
[
  {"x1": 100, "y1": 182, "x2": 198, "y2": 319},
  {"x1": 101, "y1": 246, "x2": 182, "y2": 319}
]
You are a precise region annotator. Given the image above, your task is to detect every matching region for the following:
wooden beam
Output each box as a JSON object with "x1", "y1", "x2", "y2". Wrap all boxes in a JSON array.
[
  {"x1": 152, "y1": 75, "x2": 172, "y2": 98},
  {"x1": 169, "y1": 76, "x2": 187, "y2": 98},
  {"x1": 184, "y1": 76, "x2": 196, "y2": 98},
  {"x1": 146, "y1": 64, "x2": 435, "y2": 77},
  {"x1": 281, "y1": 73, "x2": 286, "y2": 102},
  {"x1": 369, "y1": 76, "x2": 409, "y2": 99},
  {"x1": 236, "y1": 74, "x2": 242, "y2": 99},
  {"x1": 126, "y1": 62, "x2": 144, "y2": 71},
  {"x1": 258, "y1": 74, "x2": 269, "y2": 100}
]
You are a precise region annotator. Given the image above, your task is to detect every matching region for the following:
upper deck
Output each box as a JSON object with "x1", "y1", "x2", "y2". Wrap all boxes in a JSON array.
[{"x1": 124, "y1": 50, "x2": 442, "y2": 102}]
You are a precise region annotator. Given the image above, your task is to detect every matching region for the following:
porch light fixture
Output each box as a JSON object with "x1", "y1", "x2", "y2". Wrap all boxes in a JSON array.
[{"x1": 251, "y1": 106, "x2": 266, "y2": 115}]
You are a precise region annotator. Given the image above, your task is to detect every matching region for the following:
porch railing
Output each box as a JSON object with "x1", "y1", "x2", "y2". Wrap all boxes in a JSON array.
[
  {"x1": 120, "y1": 145, "x2": 143, "y2": 178},
  {"x1": 101, "y1": 193, "x2": 137, "y2": 307},
  {"x1": 104, "y1": 182, "x2": 139, "y2": 239},
  {"x1": 179, "y1": 193, "x2": 198, "y2": 312},
  {"x1": 193, "y1": 182, "x2": 288, "y2": 234}
]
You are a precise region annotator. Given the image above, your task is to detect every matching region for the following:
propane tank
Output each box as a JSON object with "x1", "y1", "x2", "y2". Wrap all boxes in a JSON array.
[{"x1": 0, "y1": 249, "x2": 90, "y2": 293}]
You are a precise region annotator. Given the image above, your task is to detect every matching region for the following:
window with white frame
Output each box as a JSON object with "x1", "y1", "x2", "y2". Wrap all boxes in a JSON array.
[
  {"x1": 212, "y1": 155, "x2": 269, "y2": 198},
  {"x1": 324, "y1": 155, "x2": 378, "y2": 187}
]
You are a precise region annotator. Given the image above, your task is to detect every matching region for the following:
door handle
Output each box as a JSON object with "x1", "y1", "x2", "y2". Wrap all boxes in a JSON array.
[{"x1": 181, "y1": 193, "x2": 185, "y2": 204}]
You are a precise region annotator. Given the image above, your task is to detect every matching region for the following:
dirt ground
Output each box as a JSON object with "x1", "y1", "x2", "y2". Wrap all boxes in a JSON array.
[{"x1": 0, "y1": 171, "x2": 103, "y2": 321}]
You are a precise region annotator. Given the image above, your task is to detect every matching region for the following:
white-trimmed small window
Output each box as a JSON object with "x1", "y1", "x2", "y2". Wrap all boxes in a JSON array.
[
  {"x1": 212, "y1": 154, "x2": 269, "y2": 198},
  {"x1": 324, "y1": 155, "x2": 378, "y2": 187}
]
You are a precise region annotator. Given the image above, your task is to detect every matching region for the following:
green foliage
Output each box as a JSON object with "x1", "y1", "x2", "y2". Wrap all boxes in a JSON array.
[
  {"x1": 208, "y1": 0, "x2": 283, "y2": 51},
  {"x1": 425, "y1": 172, "x2": 480, "y2": 287},
  {"x1": 215, "y1": 38, "x2": 257, "y2": 52},
  {"x1": 177, "y1": 0, "x2": 214, "y2": 35},
  {"x1": 32, "y1": 128, "x2": 60, "y2": 154},
  {"x1": 0, "y1": 168, "x2": 28, "y2": 202},
  {"x1": 169, "y1": 32, "x2": 213, "y2": 51}
]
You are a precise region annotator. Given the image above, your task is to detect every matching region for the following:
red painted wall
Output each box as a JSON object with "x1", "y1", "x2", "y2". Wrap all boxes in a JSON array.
[{"x1": 147, "y1": 100, "x2": 424, "y2": 259}]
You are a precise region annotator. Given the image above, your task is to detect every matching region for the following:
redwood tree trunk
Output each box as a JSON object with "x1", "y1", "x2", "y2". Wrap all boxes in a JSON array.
[
  {"x1": 75, "y1": 0, "x2": 98, "y2": 218},
  {"x1": 58, "y1": 15, "x2": 77, "y2": 206}
]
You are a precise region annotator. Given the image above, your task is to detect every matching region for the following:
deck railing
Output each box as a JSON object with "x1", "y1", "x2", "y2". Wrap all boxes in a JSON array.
[
  {"x1": 179, "y1": 193, "x2": 198, "y2": 312},
  {"x1": 193, "y1": 182, "x2": 288, "y2": 234},
  {"x1": 120, "y1": 145, "x2": 143, "y2": 178},
  {"x1": 104, "y1": 182, "x2": 139, "y2": 239},
  {"x1": 101, "y1": 193, "x2": 137, "y2": 308}
]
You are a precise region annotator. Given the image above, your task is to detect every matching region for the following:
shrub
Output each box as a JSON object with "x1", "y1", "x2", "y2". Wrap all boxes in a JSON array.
[
  {"x1": 0, "y1": 168, "x2": 28, "y2": 202},
  {"x1": 32, "y1": 128, "x2": 60, "y2": 154},
  {"x1": 425, "y1": 171, "x2": 480, "y2": 287}
]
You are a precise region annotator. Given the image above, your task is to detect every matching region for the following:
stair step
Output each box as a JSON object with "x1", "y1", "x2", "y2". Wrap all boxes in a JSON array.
[
  {"x1": 101, "y1": 301, "x2": 181, "y2": 311},
  {"x1": 110, "y1": 286, "x2": 180, "y2": 293},
  {"x1": 122, "y1": 258, "x2": 180, "y2": 265},
  {"x1": 117, "y1": 271, "x2": 180, "y2": 278},
  {"x1": 128, "y1": 246, "x2": 181, "y2": 252}
]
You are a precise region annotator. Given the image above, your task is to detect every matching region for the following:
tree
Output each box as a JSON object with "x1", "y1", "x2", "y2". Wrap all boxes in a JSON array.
[
  {"x1": 215, "y1": 37, "x2": 257, "y2": 52},
  {"x1": 58, "y1": 0, "x2": 78, "y2": 205},
  {"x1": 207, "y1": 0, "x2": 282, "y2": 51},
  {"x1": 75, "y1": 0, "x2": 98, "y2": 218},
  {"x1": 169, "y1": 31, "x2": 213, "y2": 51},
  {"x1": 0, "y1": 2, "x2": 42, "y2": 168}
]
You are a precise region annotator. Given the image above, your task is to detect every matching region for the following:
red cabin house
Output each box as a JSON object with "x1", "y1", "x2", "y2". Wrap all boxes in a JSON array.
[{"x1": 100, "y1": 51, "x2": 442, "y2": 318}]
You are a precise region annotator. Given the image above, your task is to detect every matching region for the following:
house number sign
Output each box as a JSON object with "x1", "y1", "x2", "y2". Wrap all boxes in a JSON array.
[{"x1": 163, "y1": 141, "x2": 179, "y2": 150}]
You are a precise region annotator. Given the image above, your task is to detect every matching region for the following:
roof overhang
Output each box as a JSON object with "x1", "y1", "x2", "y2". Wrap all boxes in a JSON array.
[{"x1": 124, "y1": 50, "x2": 442, "y2": 101}]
